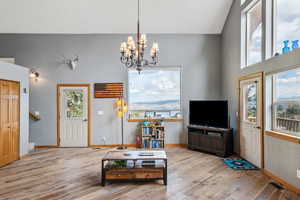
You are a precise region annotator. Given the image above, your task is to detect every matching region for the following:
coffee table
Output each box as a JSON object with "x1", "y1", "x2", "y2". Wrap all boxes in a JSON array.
[{"x1": 101, "y1": 150, "x2": 167, "y2": 186}]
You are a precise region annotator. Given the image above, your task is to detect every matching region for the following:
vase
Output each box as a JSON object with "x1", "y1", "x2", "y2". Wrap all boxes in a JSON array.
[{"x1": 282, "y1": 40, "x2": 290, "y2": 54}]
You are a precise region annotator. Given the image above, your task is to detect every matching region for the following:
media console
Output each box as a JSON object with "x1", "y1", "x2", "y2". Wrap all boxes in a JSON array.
[{"x1": 187, "y1": 125, "x2": 233, "y2": 157}]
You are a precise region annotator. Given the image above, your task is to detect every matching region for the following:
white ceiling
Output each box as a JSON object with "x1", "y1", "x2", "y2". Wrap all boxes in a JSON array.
[{"x1": 0, "y1": 0, "x2": 233, "y2": 34}]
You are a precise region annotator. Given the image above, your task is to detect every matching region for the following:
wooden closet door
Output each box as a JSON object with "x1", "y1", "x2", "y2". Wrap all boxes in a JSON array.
[{"x1": 0, "y1": 80, "x2": 20, "y2": 167}]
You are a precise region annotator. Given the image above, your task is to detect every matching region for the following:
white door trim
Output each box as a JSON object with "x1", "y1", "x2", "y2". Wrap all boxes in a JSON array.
[{"x1": 57, "y1": 84, "x2": 91, "y2": 147}]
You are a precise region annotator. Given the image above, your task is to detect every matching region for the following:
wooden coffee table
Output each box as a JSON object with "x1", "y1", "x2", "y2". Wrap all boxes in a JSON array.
[{"x1": 101, "y1": 150, "x2": 167, "y2": 186}]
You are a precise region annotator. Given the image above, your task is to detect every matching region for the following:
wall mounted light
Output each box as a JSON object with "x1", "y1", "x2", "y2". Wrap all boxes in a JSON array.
[{"x1": 30, "y1": 70, "x2": 39, "y2": 79}]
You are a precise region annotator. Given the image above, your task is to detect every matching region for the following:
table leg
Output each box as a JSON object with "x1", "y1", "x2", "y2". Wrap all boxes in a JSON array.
[
  {"x1": 163, "y1": 159, "x2": 167, "y2": 185},
  {"x1": 101, "y1": 160, "x2": 105, "y2": 187}
]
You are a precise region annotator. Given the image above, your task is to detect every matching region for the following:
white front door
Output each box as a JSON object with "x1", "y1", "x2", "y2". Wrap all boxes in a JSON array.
[
  {"x1": 59, "y1": 86, "x2": 89, "y2": 147},
  {"x1": 239, "y1": 75, "x2": 263, "y2": 168}
]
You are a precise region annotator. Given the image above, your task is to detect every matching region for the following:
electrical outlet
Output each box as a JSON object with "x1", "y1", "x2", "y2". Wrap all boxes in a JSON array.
[{"x1": 297, "y1": 169, "x2": 300, "y2": 179}]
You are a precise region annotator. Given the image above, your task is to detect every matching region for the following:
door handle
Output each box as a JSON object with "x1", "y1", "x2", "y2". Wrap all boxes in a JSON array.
[
  {"x1": 83, "y1": 118, "x2": 88, "y2": 122},
  {"x1": 255, "y1": 126, "x2": 261, "y2": 129}
]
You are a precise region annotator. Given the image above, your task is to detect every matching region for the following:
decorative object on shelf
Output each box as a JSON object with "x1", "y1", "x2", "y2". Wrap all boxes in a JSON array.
[
  {"x1": 140, "y1": 123, "x2": 165, "y2": 149},
  {"x1": 29, "y1": 69, "x2": 40, "y2": 80},
  {"x1": 292, "y1": 40, "x2": 299, "y2": 50},
  {"x1": 143, "y1": 121, "x2": 150, "y2": 126},
  {"x1": 94, "y1": 83, "x2": 123, "y2": 98},
  {"x1": 282, "y1": 40, "x2": 290, "y2": 54},
  {"x1": 116, "y1": 98, "x2": 128, "y2": 150},
  {"x1": 274, "y1": 52, "x2": 280, "y2": 56},
  {"x1": 63, "y1": 55, "x2": 79, "y2": 70},
  {"x1": 119, "y1": 0, "x2": 159, "y2": 73}
]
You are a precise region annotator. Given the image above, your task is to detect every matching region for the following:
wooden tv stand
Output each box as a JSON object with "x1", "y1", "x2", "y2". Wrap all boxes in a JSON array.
[{"x1": 187, "y1": 125, "x2": 233, "y2": 157}]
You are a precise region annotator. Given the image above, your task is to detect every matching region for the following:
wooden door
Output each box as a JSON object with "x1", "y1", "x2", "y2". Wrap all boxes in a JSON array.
[
  {"x1": 58, "y1": 85, "x2": 90, "y2": 147},
  {"x1": 0, "y1": 80, "x2": 20, "y2": 167},
  {"x1": 239, "y1": 73, "x2": 263, "y2": 168}
]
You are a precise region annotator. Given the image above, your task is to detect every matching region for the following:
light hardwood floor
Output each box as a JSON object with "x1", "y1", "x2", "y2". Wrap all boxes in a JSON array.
[{"x1": 0, "y1": 147, "x2": 299, "y2": 200}]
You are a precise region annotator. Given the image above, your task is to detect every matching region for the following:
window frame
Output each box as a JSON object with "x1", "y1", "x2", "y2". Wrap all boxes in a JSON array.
[
  {"x1": 271, "y1": 71, "x2": 300, "y2": 137},
  {"x1": 127, "y1": 66, "x2": 182, "y2": 121},
  {"x1": 241, "y1": 0, "x2": 263, "y2": 68}
]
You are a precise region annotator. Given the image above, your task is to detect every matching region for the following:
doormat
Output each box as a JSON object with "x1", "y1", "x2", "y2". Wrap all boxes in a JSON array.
[{"x1": 223, "y1": 158, "x2": 259, "y2": 170}]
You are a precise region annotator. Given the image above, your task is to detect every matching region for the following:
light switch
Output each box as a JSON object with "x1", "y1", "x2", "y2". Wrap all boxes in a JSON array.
[{"x1": 97, "y1": 110, "x2": 104, "y2": 115}]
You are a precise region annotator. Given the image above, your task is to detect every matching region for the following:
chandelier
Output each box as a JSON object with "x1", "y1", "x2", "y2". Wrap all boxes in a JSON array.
[{"x1": 119, "y1": 0, "x2": 159, "y2": 73}]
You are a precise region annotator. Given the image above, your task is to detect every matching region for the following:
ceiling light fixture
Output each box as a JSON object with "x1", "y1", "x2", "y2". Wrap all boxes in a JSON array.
[{"x1": 120, "y1": 0, "x2": 159, "y2": 73}]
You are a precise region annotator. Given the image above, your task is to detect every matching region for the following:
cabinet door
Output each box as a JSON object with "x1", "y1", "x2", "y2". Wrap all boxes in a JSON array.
[
  {"x1": 0, "y1": 80, "x2": 19, "y2": 167},
  {"x1": 188, "y1": 132, "x2": 199, "y2": 146}
]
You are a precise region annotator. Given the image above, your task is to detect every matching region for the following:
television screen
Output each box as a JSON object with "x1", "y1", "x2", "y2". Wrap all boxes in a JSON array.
[{"x1": 189, "y1": 100, "x2": 228, "y2": 128}]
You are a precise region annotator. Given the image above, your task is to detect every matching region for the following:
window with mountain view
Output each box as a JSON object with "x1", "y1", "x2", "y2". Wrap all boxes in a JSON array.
[
  {"x1": 273, "y1": 68, "x2": 300, "y2": 137},
  {"x1": 128, "y1": 68, "x2": 181, "y2": 120},
  {"x1": 274, "y1": 0, "x2": 300, "y2": 54}
]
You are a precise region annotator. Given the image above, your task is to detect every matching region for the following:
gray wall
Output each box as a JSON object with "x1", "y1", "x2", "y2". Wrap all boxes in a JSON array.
[
  {"x1": 222, "y1": 0, "x2": 300, "y2": 188},
  {"x1": 0, "y1": 34, "x2": 222, "y2": 146},
  {"x1": 0, "y1": 61, "x2": 29, "y2": 156}
]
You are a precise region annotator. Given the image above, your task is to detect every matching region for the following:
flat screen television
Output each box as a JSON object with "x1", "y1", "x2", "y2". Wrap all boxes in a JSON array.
[{"x1": 189, "y1": 100, "x2": 228, "y2": 128}]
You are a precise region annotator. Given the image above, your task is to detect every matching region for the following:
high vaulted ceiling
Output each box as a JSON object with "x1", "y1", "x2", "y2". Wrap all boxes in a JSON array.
[{"x1": 0, "y1": 0, "x2": 233, "y2": 34}]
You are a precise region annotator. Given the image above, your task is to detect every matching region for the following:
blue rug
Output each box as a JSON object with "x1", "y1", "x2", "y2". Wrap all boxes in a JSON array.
[{"x1": 223, "y1": 158, "x2": 259, "y2": 170}]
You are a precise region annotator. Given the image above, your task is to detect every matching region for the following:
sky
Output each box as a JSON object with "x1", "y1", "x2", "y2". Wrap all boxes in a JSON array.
[
  {"x1": 128, "y1": 69, "x2": 180, "y2": 110},
  {"x1": 276, "y1": 0, "x2": 300, "y2": 53},
  {"x1": 248, "y1": 1, "x2": 262, "y2": 66},
  {"x1": 276, "y1": 68, "x2": 300, "y2": 101}
]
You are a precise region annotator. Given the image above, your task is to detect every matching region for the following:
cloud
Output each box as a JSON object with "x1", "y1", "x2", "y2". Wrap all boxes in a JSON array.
[{"x1": 277, "y1": 76, "x2": 300, "y2": 83}]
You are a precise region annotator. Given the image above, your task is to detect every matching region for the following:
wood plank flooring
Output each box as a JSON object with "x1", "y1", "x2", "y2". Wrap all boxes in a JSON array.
[{"x1": 0, "y1": 147, "x2": 299, "y2": 200}]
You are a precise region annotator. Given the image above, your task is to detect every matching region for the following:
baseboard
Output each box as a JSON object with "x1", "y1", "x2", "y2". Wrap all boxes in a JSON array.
[
  {"x1": 263, "y1": 169, "x2": 300, "y2": 194},
  {"x1": 165, "y1": 144, "x2": 187, "y2": 147},
  {"x1": 35, "y1": 145, "x2": 59, "y2": 148},
  {"x1": 20, "y1": 154, "x2": 30, "y2": 159}
]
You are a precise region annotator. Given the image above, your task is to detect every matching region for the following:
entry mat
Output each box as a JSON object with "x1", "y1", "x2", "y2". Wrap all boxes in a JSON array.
[{"x1": 223, "y1": 158, "x2": 259, "y2": 170}]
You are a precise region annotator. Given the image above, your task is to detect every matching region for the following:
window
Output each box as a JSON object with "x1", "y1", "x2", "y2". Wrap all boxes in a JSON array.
[
  {"x1": 241, "y1": 0, "x2": 263, "y2": 67},
  {"x1": 128, "y1": 67, "x2": 181, "y2": 120},
  {"x1": 274, "y1": 0, "x2": 300, "y2": 54},
  {"x1": 246, "y1": 1, "x2": 263, "y2": 66},
  {"x1": 243, "y1": 83, "x2": 257, "y2": 123},
  {"x1": 272, "y1": 68, "x2": 300, "y2": 137}
]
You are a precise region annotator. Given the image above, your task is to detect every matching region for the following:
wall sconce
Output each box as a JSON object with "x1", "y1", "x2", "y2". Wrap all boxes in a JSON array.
[
  {"x1": 64, "y1": 56, "x2": 79, "y2": 70},
  {"x1": 30, "y1": 69, "x2": 39, "y2": 79}
]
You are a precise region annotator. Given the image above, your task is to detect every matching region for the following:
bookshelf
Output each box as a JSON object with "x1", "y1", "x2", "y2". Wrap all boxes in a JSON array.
[{"x1": 141, "y1": 125, "x2": 165, "y2": 149}]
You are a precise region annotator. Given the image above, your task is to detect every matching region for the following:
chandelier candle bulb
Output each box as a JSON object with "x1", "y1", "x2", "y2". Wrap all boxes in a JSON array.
[
  {"x1": 120, "y1": 42, "x2": 127, "y2": 52},
  {"x1": 127, "y1": 36, "x2": 134, "y2": 43},
  {"x1": 152, "y1": 43, "x2": 159, "y2": 51}
]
